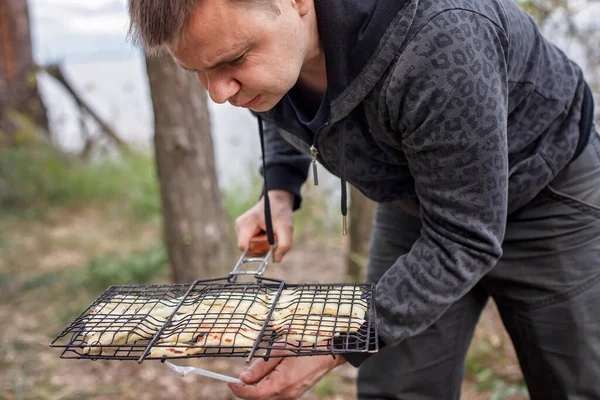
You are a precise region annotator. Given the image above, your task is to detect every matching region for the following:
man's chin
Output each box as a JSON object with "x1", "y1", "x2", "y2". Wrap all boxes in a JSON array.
[
  {"x1": 248, "y1": 104, "x2": 275, "y2": 112},
  {"x1": 248, "y1": 98, "x2": 281, "y2": 113}
]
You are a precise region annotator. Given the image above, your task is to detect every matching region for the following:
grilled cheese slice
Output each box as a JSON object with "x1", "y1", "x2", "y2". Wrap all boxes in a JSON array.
[{"x1": 150, "y1": 330, "x2": 258, "y2": 358}]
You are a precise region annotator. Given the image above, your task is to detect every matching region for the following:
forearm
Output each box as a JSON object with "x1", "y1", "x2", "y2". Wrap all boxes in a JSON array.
[{"x1": 374, "y1": 225, "x2": 502, "y2": 345}]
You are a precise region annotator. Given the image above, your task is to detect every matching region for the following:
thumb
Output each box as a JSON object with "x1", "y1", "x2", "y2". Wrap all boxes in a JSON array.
[{"x1": 239, "y1": 355, "x2": 283, "y2": 384}]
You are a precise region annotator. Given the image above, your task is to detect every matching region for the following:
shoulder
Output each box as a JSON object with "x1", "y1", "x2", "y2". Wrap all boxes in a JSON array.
[
  {"x1": 408, "y1": 0, "x2": 509, "y2": 39},
  {"x1": 383, "y1": 7, "x2": 510, "y2": 134}
]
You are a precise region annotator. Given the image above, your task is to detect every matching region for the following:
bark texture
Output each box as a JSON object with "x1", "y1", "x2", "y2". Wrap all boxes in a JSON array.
[
  {"x1": 347, "y1": 185, "x2": 376, "y2": 282},
  {"x1": 145, "y1": 53, "x2": 233, "y2": 283},
  {"x1": 0, "y1": 0, "x2": 47, "y2": 138}
]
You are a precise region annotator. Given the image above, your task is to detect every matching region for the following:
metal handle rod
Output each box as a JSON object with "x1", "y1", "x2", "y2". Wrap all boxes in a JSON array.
[
  {"x1": 165, "y1": 361, "x2": 243, "y2": 384},
  {"x1": 229, "y1": 246, "x2": 274, "y2": 277}
]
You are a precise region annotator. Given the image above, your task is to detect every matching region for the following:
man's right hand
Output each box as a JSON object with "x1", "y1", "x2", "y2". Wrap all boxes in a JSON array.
[{"x1": 235, "y1": 190, "x2": 295, "y2": 262}]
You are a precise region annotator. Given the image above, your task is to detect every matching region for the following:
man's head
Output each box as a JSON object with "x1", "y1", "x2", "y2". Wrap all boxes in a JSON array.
[{"x1": 128, "y1": 0, "x2": 318, "y2": 111}]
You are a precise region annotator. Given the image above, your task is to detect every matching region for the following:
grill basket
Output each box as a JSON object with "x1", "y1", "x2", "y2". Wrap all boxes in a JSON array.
[{"x1": 51, "y1": 235, "x2": 379, "y2": 363}]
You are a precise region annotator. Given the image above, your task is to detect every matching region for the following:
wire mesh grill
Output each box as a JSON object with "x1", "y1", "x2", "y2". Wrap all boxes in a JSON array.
[
  {"x1": 256, "y1": 284, "x2": 377, "y2": 358},
  {"x1": 51, "y1": 277, "x2": 378, "y2": 362},
  {"x1": 51, "y1": 283, "x2": 196, "y2": 360}
]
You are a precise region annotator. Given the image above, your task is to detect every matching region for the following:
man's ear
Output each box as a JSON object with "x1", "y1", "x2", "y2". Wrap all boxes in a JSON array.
[{"x1": 292, "y1": 0, "x2": 312, "y2": 17}]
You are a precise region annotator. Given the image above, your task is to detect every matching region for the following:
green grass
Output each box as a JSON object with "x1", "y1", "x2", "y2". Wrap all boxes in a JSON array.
[
  {"x1": 477, "y1": 369, "x2": 529, "y2": 400},
  {"x1": 83, "y1": 244, "x2": 168, "y2": 290},
  {"x1": 314, "y1": 373, "x2": 337, "y2": 396},
  {"x1": 0, "y1": 143, "x2": 160, "y2": 221},
  {"x1": 466, "y1": 339, "x2": 529, "y2": 399},
  {"x1": 17, "y1": 243, "x2": 169, "y2": 294}
]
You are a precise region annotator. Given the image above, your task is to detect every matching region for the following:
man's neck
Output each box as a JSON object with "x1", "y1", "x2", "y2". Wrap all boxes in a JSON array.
[{"x1": 297, "y1": 5, "x2": 327, "y2": 100}]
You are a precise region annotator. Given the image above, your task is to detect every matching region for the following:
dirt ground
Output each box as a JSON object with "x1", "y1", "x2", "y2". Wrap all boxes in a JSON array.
[{"x1": 0, "y1": 206, "x2": 527, "y2": 400}]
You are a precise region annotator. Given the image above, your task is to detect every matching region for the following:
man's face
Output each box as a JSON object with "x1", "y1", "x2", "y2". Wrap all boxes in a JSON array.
[{"x1": 168, "y1": 0, "x2": 308, "y2": 112}]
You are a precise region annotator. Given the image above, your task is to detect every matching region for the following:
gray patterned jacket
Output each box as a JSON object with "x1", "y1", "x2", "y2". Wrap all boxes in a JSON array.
[{"x1": 255, "y1": 0, "x2": 594, "y2": 357}]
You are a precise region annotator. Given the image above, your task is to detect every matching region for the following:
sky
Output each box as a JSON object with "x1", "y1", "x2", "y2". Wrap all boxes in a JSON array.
[{"x1": 29, "y1": 0, "x2": 137, "y2": 65}]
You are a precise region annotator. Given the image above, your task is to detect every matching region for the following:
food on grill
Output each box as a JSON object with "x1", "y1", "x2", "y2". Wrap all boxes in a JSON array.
[
  {"x1": 273, "y1": 315, "x2": 365, "y2": 333},
  {"x1": 271, "y1": 300, "x2": 367, "y2": 320},
  {"x1": 79, "y1": 286, "x2": 369, "y2": 357},
  {"x1": 81, "y1": 295, "x2": 200, "y2": 354},
  {"x1": 81, "y1": 295, "x2": 177, "y2": 354},
  {"x1": 81, "y1": 294, "x2": 269, "y2": 355},
  {"x1": 273, "y1": 315, "x2": 364, "y2": 343},
  {"x1": 271, "y1": 288, "x2": 368, "y2": 320},
  {"x1": 158, "y1": 314, "x2": 265, "y2": 343},
  {"x1": 81, "y1": 316, "x2": 166, "y2": 355},
  {"x1": 151, "y1": 296, "x2": 269, "y2": 352},
  {"x1": 150, "y1": 330, "x2": 258, "y2": 358},
  {"x1": 210, "y1": 298, "x2": 270, "y2": 318},
  {"x1": 269, "y1": 288, "x2": 367, "y2": 345},
  {"x1": 92, "y1": 295, "x2": 206, "y2": 318},
  {"x1": 200, "y1": 292, "x2": 271, "y2": 306}
]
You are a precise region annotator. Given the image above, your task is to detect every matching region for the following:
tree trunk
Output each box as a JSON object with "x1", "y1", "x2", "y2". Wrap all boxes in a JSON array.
[
  {"x1": 145, "y1": 53, "x2": 233, "y2": 283},
  {"x1": 0, "y1": 0, "x2": 47, "y2": 138},
  {"x1": 346, "y1": 185, "x2": 376, "y2": 282}
]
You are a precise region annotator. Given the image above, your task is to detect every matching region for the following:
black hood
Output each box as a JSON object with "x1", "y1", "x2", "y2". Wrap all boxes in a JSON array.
[{"x1": 314, "y1": 0, "x2": 410, "y2": 98}]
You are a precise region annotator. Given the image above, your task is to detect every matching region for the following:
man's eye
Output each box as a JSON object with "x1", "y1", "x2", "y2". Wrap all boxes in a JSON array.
[{"x1": 231, "y1": 54, "x2": 246, "y2": 66}]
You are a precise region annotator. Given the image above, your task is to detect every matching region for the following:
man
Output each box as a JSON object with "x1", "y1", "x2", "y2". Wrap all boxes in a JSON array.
[{"x1": 128, "y1": 0, "x2": 599, "y2": 398}]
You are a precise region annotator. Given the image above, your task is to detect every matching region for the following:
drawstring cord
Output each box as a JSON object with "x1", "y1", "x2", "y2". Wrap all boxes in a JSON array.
[
  {"x1": 257, "y1": 116, "x2": 275, "y2": 246},
  {"x1": 340, "y1": 130, "x2": 348, "y2": 235}
]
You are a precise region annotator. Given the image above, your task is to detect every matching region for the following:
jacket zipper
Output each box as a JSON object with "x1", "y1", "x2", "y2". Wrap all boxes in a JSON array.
[
  {"x1": 269, "y1": 119, "x2": 331, "y2": 186},
  {"x1": 310, "y1": 121, "x2": 332, "y2": 186},
  {"x1": 270, "y1": 118, "x2": 347, "y2": 234},
  {"x1": 310, "y1": 145, "x2": 319, "y2": 185}
]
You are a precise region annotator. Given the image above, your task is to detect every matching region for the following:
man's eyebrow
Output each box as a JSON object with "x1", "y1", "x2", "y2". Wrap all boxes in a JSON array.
[
  {"x1": 205, "y1": 49, "x2": 248, "y2": 70},
  {"x1": 173, "y1": 48, "x2": 249, "y2": 73}
]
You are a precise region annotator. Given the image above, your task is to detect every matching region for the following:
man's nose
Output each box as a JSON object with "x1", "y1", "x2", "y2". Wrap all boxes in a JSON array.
[{"x1": 203, "y1": 70, "x2": 241, "y2": 104}]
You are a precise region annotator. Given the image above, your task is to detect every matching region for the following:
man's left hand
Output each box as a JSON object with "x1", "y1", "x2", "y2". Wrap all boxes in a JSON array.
[{"x1": 228, "y1": 351, "x2": 346, "y2": 400}]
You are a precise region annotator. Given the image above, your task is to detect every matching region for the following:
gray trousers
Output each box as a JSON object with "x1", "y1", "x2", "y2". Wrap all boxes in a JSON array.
[{"x1": 358, "y1": 130, "x2": 600, "y2": 400}]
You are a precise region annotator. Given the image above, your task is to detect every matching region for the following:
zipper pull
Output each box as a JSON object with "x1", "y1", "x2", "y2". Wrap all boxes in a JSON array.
[{"x1": 310, "y1": 145, "x2": 319, "y2": 186}]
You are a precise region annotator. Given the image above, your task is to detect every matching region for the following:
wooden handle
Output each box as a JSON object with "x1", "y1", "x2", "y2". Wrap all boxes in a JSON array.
[{"x1": 247, "y1": 233, "x2": 272, "y2": 257}]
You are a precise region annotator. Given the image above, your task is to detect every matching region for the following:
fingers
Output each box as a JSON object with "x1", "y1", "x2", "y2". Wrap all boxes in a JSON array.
[
  {"x1": 273, "y1": 219, "x2": 293, "y2": 263},
  {"x1": 227, "y1": 381, "x2": 266, "y2": 400},
  {"x1": 227, "y1": 355, "x2": 284, "y2": 400},
  {"x1": 235, "y1": 190, "x2": 295, "y2": 262},
  {"x1": 266, "y1": 190, "x2": 294, "y2": 262},
  {"x1": 241, "y1": 354, "x2": 283, "y2": 384},
  {"x1": 235, "y1": 204, "x2": 264, "y2": 252},
  {"x1": 227, "y1": 351, "x2": 331, "y2": 400}
]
